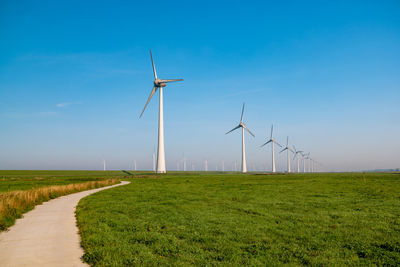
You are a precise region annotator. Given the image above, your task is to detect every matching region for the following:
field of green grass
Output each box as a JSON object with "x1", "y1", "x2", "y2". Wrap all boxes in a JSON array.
[
  {"x1": 0, "y1": 170, "x2": 138, "y2": 192},
  {"x1": 0, "y1": 170, "x2": 138, "y2": 231},
  {"x1": 76, "y1": 172, "x2": 400, "y2": 266}
]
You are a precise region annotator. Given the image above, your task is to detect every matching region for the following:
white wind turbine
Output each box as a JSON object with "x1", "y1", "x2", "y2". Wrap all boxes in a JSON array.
[
  {"x1": 293, "y1": 146, "x2": 303, "y2": 173},
  {"x1": 304, "y1": 153, "x2": 311, "y2": 172},
  {"x1": 261, "y1": 125, "x2": 282, "y2": 173},
  {"x1": 280, "y1": 136, "x2": 294, "y2": 173},
  {"x1": 225, "y1": 103, "x2": 255, "y2": 173},
  {"x1": 301, "y1": 152, "x2": 308, "y2": 173},
  {"x1": 140, "y1": 50, "x2": 183, "y2": 173}
]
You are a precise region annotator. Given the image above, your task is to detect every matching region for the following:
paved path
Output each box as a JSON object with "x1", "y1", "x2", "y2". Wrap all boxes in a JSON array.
[{"x1": 0, "y1": 181, "x2": 130, "y2": 267}]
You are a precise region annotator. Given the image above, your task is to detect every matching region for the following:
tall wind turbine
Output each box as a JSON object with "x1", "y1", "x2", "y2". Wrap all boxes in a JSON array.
[
  {"x1": 261, "y1": 125, "x2": 282, "y2": 173},
  {"x1": 280, "y1": 136, "x2": 294, "y2": 173},
  {"x1": 226, "y1": 103, "x2": 255, "y2": 173},
  {"x1": 139, "y1": 50, "x2": 183, "y2": 173},
  {"x1": 293, "y1": 146, "x2": 303, "y2": 173}
]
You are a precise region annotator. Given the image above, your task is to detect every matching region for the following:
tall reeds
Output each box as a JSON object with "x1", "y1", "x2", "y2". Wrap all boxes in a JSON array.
[{"x1": 0, "y1": 179, "x2": 119, "y2": 231}]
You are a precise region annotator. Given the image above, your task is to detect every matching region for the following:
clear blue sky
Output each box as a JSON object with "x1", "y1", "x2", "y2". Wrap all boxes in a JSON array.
[{"x1": 1, "y1": 0, "x2": 399, "y2": 171}]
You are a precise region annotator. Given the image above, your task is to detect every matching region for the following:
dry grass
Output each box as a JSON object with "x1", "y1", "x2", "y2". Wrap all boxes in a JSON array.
[{"x1": 0, "y1": 179, "x2": 120, "y2": 231}]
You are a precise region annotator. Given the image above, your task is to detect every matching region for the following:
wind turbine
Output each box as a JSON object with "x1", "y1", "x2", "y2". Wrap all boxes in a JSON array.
[
  {"x1": 103, "y1": 159, "x2": 106, "y2": 171},
  {"x1": 293, "y1": 146, "x2": 303, "y2": 173},
  {"x1": 304, "y1": 153, "x2": 311, "y2": 172},
  {"x1": 225, "y1": 103, "x2": 255, "y2": 173},
  {"x1": 139, "y1": 50, "x2": 183, "y2": 173},
  {"x1": 301, "y1": 152, "x2": 308, "y2": 173},
  {"x1": 261, "y1": 125, "x2": 282, "y2": 173},
  {"x1": 182, "y1": 154, "x2": 188, "y2": 171},
  {"x1": 280, "y1": 136, "x2": 294, "y2": 173}
]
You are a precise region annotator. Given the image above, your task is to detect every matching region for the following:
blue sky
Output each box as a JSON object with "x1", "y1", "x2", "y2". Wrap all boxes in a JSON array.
[{"x1": 1, "y1": 0, "x2": 399, "y2": 171}]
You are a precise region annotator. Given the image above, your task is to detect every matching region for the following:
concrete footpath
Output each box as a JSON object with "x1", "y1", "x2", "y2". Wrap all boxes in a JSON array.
[{"x1": 0, "y1": 181, "x2": 130, "y2": 267}]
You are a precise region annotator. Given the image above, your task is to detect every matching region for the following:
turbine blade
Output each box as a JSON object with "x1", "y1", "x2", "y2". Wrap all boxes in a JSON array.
[
  {"x1": 150, "y1": 50, "x2": 157, "y2": 79},
  {"x1": 261, "y1": 140, "x2": 272, "y2": 147},
  {"x1": 240, "y1": 103, "x2": 245, "y2": 122},
  {"x1": 280, "y1": 147, "x2": 288, "y2": 153},
  {"x1": 244, "y1": 127, "x2": 255, "y2": 137},
  {"x1": 286, "y1": 136, "x2": 289, "y2": 146},
  {"x1": 161, "y1": 79, "x2": 184, "y2": 83},
  {"x1": 139, "y1": 87, "x2": 157, "y2": 118},
  {"x1": 274, "y1": 141, "x2": 283, "y2": 148},
  {"x1": 225, "y1": 125, "x2": 241, "y2": 135}
]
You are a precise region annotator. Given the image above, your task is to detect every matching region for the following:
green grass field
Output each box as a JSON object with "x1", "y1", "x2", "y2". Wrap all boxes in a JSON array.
[
  {"x1": 76, "y1": 172, "x2": 400, "y2": 266},
  {"x1": 0, "y1": 170, "x2": 136, "y2": 231},
  {"x1": 0, "y1": 170, "x2": 139, "y2": 192}
]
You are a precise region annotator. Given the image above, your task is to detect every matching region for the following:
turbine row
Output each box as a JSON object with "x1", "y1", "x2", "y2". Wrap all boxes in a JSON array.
[
  {"x1": 139, "y1": 50, "x2": 320, "y2": 173},
  {"x1": 225, "y1": 103, "x2": 319, "y2": 173}
]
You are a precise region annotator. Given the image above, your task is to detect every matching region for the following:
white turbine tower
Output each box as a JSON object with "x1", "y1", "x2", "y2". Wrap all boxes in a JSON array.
[
  {"x1": 182, "y1": 154, "x2": 188, "y2": 172},
  {"x1": 302, "y1": 152, "x2": 308, "y2": 173},
  {"x1": 293, "y1": 146, "x2": 303, "y2": 173},
  {"x1": 304, "y1": 153, "x2": 311, "y2": 172},
  {"x1": 140, "y1": 50, "x2": 183, "y2": 173},
  {"x1": 261, "y1": 125, "x2": 282, "y2": 173},
  {"x1": 103, "y1": 159, "x2": 106, "y2": 171},
  {"x1": 280, "y1": 136, "x2": 294, "y2": 173},
  {"x1": 225, "y1": 103, "x2": 255, "y2": 173},
  {"x1": 204, "y1": 159, "x2": 208, "y2": 171}
]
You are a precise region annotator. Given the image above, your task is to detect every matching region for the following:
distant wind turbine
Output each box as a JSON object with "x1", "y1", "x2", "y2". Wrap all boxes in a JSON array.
[
  {"x1": 280, "y1": 136, "x2": 294, "y2": 173},
  {"x1": 293, "y1": 146, "x2": 303, "y2": 173},
  {"x1": 225, "y1": 103, "x2": 255, "y2": 173},
  {"x1": 139, "y1": 50, "x2": 183, "y2": 173},
  {"x1": 261, "y1": 125, "x2": 282, "y2": 173},
  {"x1": 182, "y1": 154, "x2": 188, "y2": 171},
  {"x1": 302, "y1": 152, "x2": 308, "y2": 173},
  {"x1": 103, "y1": 159, "x2": 106, "y2": 171},
  {"x1": 304, "y1": 153, "x2": 311, "y2": 172}
]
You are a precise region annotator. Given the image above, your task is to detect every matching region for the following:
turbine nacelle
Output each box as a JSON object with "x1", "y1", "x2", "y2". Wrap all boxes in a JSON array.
[{"x1": 154, "y1": 79, "x2": 166, "y2": 87}]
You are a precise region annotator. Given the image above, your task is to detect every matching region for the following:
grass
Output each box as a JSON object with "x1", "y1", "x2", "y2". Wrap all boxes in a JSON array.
[
  {"x1": 0, "y1": 170, "x2": 136, "y2": 231},
  {"x1": 76, "y1": 172, "x2": 400, "y2": 266}
]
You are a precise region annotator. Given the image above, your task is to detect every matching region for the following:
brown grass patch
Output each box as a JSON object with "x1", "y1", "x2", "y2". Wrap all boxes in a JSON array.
[{"x1": 0, "y1": 179, "x2": 119, "y2": 231}]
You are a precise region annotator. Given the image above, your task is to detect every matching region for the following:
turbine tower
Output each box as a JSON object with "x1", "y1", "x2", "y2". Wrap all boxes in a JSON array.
[
  {"x1": 293, "y1": 146, "x2": 303, "y2": 173},
  {"x1": 304, "y1": 153, "x2": 311, "y2": 172},
  {"x1": 140, "y1": 50, "x2": 183, "y2": 173},
  {"x1": 103, "y1": 159, "x2": 106, "y2": 171},
  {"x1": 280, "y1": 136, "x2": 294, "y2": 173},
  {"x1": 302, "y1": 152, "x2": 308, "y2": 173},
  {"x1": 225, "y1": 103, "x2": 255, "y2": 173},
  {"x1": 261, "y1": 125, "x2": 282, "y2": 173}
]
